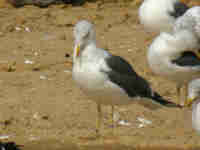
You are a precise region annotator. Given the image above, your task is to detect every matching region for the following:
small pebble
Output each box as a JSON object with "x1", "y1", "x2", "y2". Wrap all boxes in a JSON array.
[
  {"x1": 65, "y1": 53, "x2": 70, "y2": 58},
  {"x1": 15, "y1": 27, "x2": 21, "y2": 31},
  {"x1": 25, "y1": 27, "x2": 31, "y2": 32},
  {"x1": 64, "y1": 70, "x2": 71, "y2": 73},
  {"x1": 42, "y1": 115, "x2": 49, "y2": 120},
  {"x1": 39, "y1": 75, "x2": 47, "y2": 80},
  {"x1": 118, "y1": 120, "x2": 131, "y2": 126}
]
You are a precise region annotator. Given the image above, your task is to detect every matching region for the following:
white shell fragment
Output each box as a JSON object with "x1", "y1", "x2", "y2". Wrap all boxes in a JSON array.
[
  {"x1": 24, "y1": 60, "x2": 34, "y2": 64},
  {"x1": 15, "y1": 27, "x2": 22, "y2": 31},
  {"x1": 113, "y1": 111, "x2": 120, "y2": 122},
  {"x1": 25, "y1": 27, "x2": 31, "y2": 32},
  {"x1": 64, "y1": 70, "x2": 71, "y2": 73},
  {"x1": 118, "y1": 120, "x2": 131, "y2": 126},
  {"x1": 0, "y1": 135, "x2": 10, "y2": 140},
  {"x1": 137, "y1": 117, "x2": 152, "y2": 128},
  {"x1": 39, "y1": 75, "x2": 47, "y2": 80}
]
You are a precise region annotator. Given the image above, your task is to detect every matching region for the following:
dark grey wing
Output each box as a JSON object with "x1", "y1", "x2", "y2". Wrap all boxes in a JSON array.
[
  {"x1": 102, "y1": 55, "x2": 177, "y2": 107},
  {"x1": 169, "y1": 1, "x2": 189, "y2": 18},
  {"x1": 172, "y1": 51, "x2": 200, "y2": 66},
  {"x1": 104, "y1": 55, "x2": 138, "y2": 76},
  {"x1": 102, "y1": 55, "x2": 151, "y2": 97}
]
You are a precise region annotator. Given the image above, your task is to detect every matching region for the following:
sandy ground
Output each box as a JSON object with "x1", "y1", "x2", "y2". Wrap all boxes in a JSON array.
[{"x1": 0, "y1": 1, "x2": 200, "y2": 150}]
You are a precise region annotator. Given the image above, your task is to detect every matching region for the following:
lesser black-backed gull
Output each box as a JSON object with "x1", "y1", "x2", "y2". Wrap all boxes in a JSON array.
[
  {"x1": 72, "y1": 20, "x2": 177, "y2": 136},
  {"x1": 148, "y1": 29, "x2": 200, "y2": 106}
]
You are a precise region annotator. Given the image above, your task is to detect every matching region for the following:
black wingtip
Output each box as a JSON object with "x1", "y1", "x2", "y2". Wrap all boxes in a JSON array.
[
  {"x1": 0, "y1": 142, "x2": 23, "y2": 150},
  {"x1": 150, "y1": 92, "x2": 180, "y2": 108}
]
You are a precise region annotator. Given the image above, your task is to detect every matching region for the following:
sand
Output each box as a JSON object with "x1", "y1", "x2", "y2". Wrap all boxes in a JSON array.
[{"x1": 0, "y1": 1, "x2": 199, "y2": 149}]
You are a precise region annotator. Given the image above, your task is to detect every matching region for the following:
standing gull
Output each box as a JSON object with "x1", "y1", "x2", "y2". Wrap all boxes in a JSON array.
[
  {"x1": 139, "y1": 0, "x2": 189, "y2": 34},
  {"x1": 148, "y1": 29, "x2": 200, "y2": 106},
  {"x1": 185, "y1": 79, "x2": 200, "y2": 134},
  {"x1": 72, "y1": 20, "x2": 176, "y2": 136}
]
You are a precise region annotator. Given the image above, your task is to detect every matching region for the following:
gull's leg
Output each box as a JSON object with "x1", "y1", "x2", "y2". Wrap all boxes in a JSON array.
[
  {"x1": 176, "y1": 84, "x2": 182, "y2": 105},
  {"x1": 96, "y1": 104, "x2": 102, "y2": 137},
  {"x1": 111, "y1": 105, "x2": 115, "y2": 135},
  {"x1": 182, "y1": 83, "x2": 188, "y2": 107}
]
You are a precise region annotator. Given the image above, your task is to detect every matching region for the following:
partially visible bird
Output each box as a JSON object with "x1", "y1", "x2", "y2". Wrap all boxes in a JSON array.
[
  {"x1": 185, "y1": 78, "x2": 200, "y2": 134},
  {"x1": 0, "y1": 142, "x2": 21, "y2": 150},
  {"x1": 174, "y1": 6, "x2": 200, "y2": 61},
  {"x1": 148, "y1": 29, "x2": 200, "y2": 106},
  {"x1": 174, "y1": 6, "x2": 200, "y2": 41},
  {"x1": 139, "y1": 0, "x2": 189, "y2": 34},
  {"x1": 8, "y1": 0, "x2": 85, "y2": 7},
  {"x1": 72, "y1": 20, "x2": 177, "y2": 137}
]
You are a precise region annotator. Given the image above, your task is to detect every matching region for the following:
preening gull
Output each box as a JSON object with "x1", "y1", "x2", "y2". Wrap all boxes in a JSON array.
[
  {"x1": 148, "y1": 29, "x2": 200, "y2": 106},
  {"x1": 139, "y1": 0, "x2": 189, "y2": 33},
  {"x1": 174, "y1": 6, "x2": 200, "y2": 40},
  {"x1": 185, "y1": 78, "x2": 200, "y2": 134},
  {"x1": 72, "y1": 20, "x2": 177, "y2": 136}
]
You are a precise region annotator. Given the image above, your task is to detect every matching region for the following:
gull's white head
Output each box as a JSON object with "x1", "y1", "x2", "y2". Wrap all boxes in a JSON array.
[
  {"x1": 73, "y1": 20, "x2": 96, "y2": 60},
  {"x1": 185, "y1": 79, "x2": 200, "y2": 106}
]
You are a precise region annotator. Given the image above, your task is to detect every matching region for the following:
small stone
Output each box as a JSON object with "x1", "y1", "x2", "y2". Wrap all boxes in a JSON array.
[
  {"x1": 25, "y1": 27, "x2": 31, "y2": 32},
  {"x1": 42, "y1": 115, "x2": 49, "y2": 120},
  {"x1": 7, "y1": 61, "x2": 16, "y2": 72},
  {"x1": 3, "y1": 119, "x2": 12, "y2": 126},
  {"x1": 32, "y1": 64, "x2": 41, "y2": 71},
  {"x1": 15, "y1": 27, "x2": 21, "y2": 31},
  {"x1": 39, "y1": 75, "x2": 47, "y2": 80},
  {"x1": 65, "y1": 53, "x2": 70, "y2": 58},
  {"x1": 24, "y1": 60, "x2": 34, "y2": 64}
]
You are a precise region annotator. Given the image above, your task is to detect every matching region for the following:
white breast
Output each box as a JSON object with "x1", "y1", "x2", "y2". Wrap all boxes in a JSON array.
[{"x1": 72, "y1": 55, "x2": 132, "y2": 105}]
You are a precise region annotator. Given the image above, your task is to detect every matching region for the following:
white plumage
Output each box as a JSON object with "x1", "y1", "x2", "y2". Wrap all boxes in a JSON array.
[
  {"x1": 72, "y1": 20, "x2": 176, "y2": 136},
  {"x1": 186, "y1": 79, "x2": 200, "y2": 133},
  {"x1": 174, "y1": 6, "x2": 200, "y2": 39},
  {"x1": 139, "y1": 0, "x2": 188, "y2": 34},
  {"x1": 148, "y1": 29, "x2": 200, "y2": 105}
]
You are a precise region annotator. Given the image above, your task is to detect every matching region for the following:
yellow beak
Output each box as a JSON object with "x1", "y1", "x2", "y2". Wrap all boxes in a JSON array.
[
  {"x1": 184, "y1": 98, "x2": 194, "y2": 107},
  {"x1": 75, "y1": 45, "x2": 81, "y2": 57}
]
